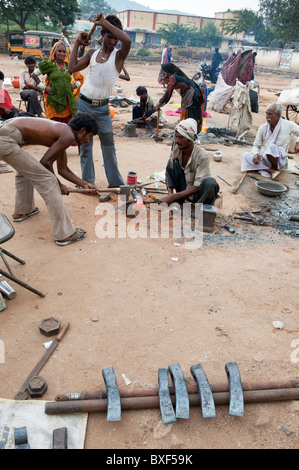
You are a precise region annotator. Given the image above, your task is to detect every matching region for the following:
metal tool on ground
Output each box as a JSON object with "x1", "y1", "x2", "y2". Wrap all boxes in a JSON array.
[
  {"x1": 190, "y1": 363, "x2": 216, "y2": 418},
  {"x1": 217, "y1": 175, "x2": 232, "y2": 187},
  {"x1": 26, "y1": 375, "x2": 48, "y2": 398},
  {"x1": 247, "y1": 174, "x2": 261, "y2": 181},
  {"x1": 55, "y1": 378, "x2": 299, "y2": 402},
  {"x1": 53, "y1": 427, "x2": 68, "y2": 449},
  {"x1": 0, "y1": 275, "x2": 16, "y2": 299},
  {"x1": 233, "y1": 215, "x2": 265, "y2": 225},
  {"x1": 14, "y1": 322, "x2": 70, "y2": 400},
  {"x1": 233, "y1": 172, "x2": 247, "y2": 194},
  {"x1": 67, "y1": 187, "x2": 121, "y2": 195},
  {"x1": 225, "y1": 362, "x2": 244, "y2": 416},
  {"x1": 223, "y1": 224, "x2": 235, "y2": 233},
  {"x1": 158, "y1": 368, "x2": 176, "y2": 424},
  {"x1": 0, "y1": 213, "x2": 45, "y2": 298},
  {"x1": 39, "y1": 317, "x2": 61, "y2": 337},
  {"x1": 14, "y1": 426, "x2": 30, "y2": 449},
  {"x1": 99, "y1": 193, "x2": 111, "y2": 202},
  {"x1": 130, "y1": 188, "x2": 143, "y2": 208},
  {"x1": 168, "y1": 363, "x2": 189, "y2": 419},
  {"x1": 102, "y1": 366, "x2": 121, "y2": 422},
  {"x1": 45, "y1": 388, "x2": 299, "y2": 416}
]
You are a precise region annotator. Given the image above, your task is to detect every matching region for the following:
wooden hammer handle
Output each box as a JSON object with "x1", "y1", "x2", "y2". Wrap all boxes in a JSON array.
[
  {"x1": 85, "y1": 23, "x2": 97, "y2": 42},
  {"x1": 233, "y1": 172, "x2": 247, "y2": 194},
  {"x1": 57, "y1": 322, "x2": 70, "y2": 342}
]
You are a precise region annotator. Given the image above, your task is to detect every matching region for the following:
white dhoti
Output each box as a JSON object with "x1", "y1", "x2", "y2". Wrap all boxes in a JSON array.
[{"x1": 241, "y1": 144, "x2": 288, "y2": 177}]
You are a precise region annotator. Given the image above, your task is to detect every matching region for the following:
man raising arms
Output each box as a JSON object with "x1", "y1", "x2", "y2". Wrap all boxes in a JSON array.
[{"x1": 68, "y1": 12, "x2": 131, "y2": 187}]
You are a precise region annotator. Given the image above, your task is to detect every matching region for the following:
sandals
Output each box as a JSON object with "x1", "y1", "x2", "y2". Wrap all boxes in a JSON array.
[
  {"x1": 12, "y1": 207, "x2": 40, "y2": 222},
  {"x1": 55, "y1": 228, "x2": 86, "y2": 246}
]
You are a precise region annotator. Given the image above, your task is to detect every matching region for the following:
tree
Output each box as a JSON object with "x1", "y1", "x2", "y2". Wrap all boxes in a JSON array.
[
  {"x1": 223, "y1": 9, "x2": 256, "y2": 38},
  {"x1": 197, "y1": 21, "x2": 222, "y2": 48},
  {"x1": 78, "y1": 0, "x2": 116, "y2": 19},
  {"x1": 251, "y1": 15, "x2": 274, "y2": 46},
  {"x1": 259, "y1": 0, "x2": 299, "y2": 43},
  {"x1": 0, "y1": 0, "x2": 80, "y2": 31},
  {"x1": 157, "y1": 23, "x2": 200, "y2": 47}
]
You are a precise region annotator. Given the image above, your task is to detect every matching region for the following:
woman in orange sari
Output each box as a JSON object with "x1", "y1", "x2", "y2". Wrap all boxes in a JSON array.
[{"x1": 33, "y1": 40, "x2": 84, "y2": 123}]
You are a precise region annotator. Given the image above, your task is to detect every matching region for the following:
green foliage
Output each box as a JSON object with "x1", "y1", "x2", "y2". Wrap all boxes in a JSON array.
[
  {"x1": 78, "y1": 0, "x2": 116, "y2": 19},
  {"x1": 251, "y1": 15, "x2": 274, "y2": 46},
  {"x1": 136, "y1": 48, "x2": 150, "y2": 56},
  {"x1": 157, "y1": 23, "x2": 200, "y2": 47},
  {"x1": 197, "y1": 21, "x2": 222, "y2": 48},
  {"x1": 259, "y1": 0, "x2": 299, "y2": 43},
  {"x1": 0, "y1": 0, "x2": 80, "y2": 31},
  {"x1": 223, "y1": 9, "x2": 256, "y2": 37}
]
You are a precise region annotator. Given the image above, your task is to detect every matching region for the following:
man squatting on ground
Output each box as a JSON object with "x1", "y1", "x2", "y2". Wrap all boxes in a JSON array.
[
  {"x1": 161, "y1": 118, "x2": 220, "y2": 206},
  {"x1": 0, "y1": 113, "x2": 98, "y2": 246},
  {"x1": 241, "y1": 103, "x2": 299, "y2": 177},
  {"x1": 68, "y1": 12, "x2": 131, "y2": 187},
  {"x1": 132, "y1": 86, "x2": 159, "y2": 131}
]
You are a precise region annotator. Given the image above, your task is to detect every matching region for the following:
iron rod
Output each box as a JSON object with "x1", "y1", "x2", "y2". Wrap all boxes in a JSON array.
[
  {"x1": 55, "y1": 379, "x2": 299, "y2": 402},
  {"x1": 46, "y1": 388, "x2": 299, "y2": 415}
]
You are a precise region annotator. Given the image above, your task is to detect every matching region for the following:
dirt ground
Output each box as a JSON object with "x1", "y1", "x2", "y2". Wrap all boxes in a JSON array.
[{"x1": 0, "y1": 53, "x2": 299, "y2": 451}]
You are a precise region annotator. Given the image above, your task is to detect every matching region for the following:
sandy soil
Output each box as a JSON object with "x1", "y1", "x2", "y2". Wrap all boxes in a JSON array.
[{"x1": 0, "y1": 54, "x2": 299, "y2": 450}]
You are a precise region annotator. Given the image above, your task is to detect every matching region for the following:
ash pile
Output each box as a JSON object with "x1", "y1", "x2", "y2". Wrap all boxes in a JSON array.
[{"x1": 199, "y1": 127, "x2": 255, "y2": 146}]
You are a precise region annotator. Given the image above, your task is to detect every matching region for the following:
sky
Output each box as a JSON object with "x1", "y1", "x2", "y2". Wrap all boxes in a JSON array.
[{"x1": 134, "y1": 0, "x2": 261, "y2": 17}]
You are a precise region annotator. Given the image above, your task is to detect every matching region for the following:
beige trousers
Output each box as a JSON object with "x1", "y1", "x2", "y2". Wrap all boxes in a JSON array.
[{"x1": 0, "y1": 123, "x2": 75, "y2": 240}]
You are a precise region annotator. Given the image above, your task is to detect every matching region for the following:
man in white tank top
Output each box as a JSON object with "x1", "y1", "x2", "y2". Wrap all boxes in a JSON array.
[{"x1": 69, "y1": 13, "x2": 131, "y2": 187}]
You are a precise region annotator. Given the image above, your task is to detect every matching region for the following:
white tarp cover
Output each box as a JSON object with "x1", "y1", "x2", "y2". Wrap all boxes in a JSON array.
[
  {"x1": 0, "y1": 398, "x2": 88, "y2": 449},
  {"x1": 277, "y1": 88, "x2": 299, "y2": 107},
  {"x1": 208, "y1": 74, "x2": 235, "y2": 113},
  {"x1": 229, "y1": 80, "x2": 253, "y2": 139}
]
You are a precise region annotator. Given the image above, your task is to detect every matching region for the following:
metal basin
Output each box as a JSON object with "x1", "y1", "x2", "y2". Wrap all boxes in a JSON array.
[{"x1": 255, "y1": 180, "x2": 287, "y2": 197}]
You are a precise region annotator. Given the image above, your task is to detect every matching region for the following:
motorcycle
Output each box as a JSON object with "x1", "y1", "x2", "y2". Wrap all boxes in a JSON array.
[{"x1": 192, "y1": 61, "x2": 222, "y2": 83}]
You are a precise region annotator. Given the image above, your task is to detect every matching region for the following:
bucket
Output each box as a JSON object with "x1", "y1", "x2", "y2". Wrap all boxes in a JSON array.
[{"x1": 127, "y1": 171, "x2": 137, "y2": 185}]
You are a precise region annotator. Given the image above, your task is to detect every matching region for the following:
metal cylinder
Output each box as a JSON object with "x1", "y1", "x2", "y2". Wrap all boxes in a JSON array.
[
  {"x1": 0, "y1": 278, "x2": 16, "y2": 299},
  {"x1": 55, "y1": 378, "x2": 299, "y2": 402},
  {"x1": 46, "y1": 388, "x2": 299, "y2": 415}
]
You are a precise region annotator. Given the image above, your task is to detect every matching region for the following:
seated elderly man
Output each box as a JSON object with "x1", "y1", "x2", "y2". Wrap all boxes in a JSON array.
[
  {"x1": 162, "y1": 118, "x2": 219, "y2": 206},
  {"x1": 132, "y1": 86, "x2": 159, "y2": 131},
  {"x1": 241, "y1": 102, "x2": 299, "y2": 177}
]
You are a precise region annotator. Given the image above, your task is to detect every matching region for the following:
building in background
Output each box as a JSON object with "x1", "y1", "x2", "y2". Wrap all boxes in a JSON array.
[{"x1": 74, "y1": 10, "x2": 249, "y2": 51}]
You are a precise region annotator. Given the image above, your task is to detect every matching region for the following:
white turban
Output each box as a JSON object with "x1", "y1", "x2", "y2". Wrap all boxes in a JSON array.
[{"x1": 175, "y1": 118, "x2": 198, "y2": 141}]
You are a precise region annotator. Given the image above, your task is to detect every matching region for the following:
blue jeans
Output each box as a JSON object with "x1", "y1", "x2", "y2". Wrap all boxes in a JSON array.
[{"x1": 77, "y1": 96, "x2": 124, "y2": 187}]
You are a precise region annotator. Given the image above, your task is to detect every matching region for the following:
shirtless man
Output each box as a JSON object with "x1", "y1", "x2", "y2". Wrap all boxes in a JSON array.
[
  {"x1": 68, "y1": 12, "x2": 131, "y2": 187},
  {"x1": 0, "y1": 112, "x2": 98, "y2": 245}
]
